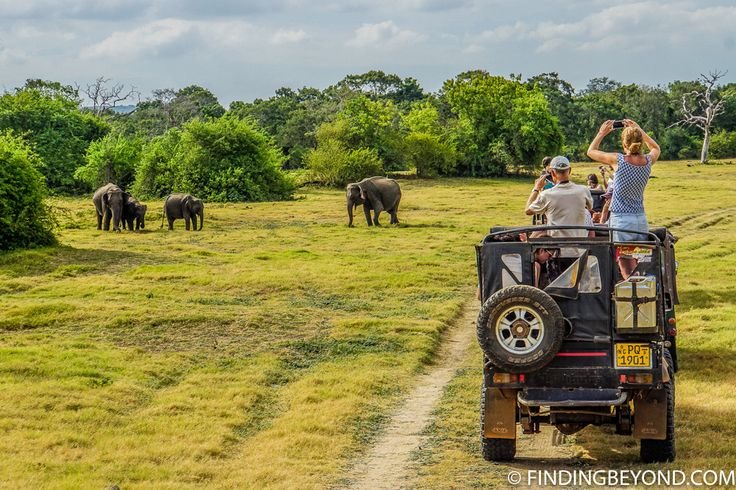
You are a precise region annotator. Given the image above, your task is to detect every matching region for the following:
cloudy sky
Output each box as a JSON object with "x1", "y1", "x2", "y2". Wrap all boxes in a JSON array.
[{"x1": 1, "y1": 0, "x2": 734, "y2": 105}]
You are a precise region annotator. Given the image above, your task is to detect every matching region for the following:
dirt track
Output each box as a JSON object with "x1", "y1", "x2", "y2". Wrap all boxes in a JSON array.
[{"x1": 346, "y1": 299, "x2": 579, "y2": 489}]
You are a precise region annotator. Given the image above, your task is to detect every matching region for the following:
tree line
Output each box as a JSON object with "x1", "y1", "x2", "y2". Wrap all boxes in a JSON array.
[{"x1": 1, "y1": 70, "x2": 735, "y2": 249}]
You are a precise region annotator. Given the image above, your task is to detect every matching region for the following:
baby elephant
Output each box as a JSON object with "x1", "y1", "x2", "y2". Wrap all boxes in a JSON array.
[
  {"x1": 162, "y1": 193, "x2": 204, "y2": 231},
  {"x1": 346, "y1": 176, "x2": 401, "y2": 227},
  {"x1": 122, "y1": 197, "x2": 147, "y2": 231}
]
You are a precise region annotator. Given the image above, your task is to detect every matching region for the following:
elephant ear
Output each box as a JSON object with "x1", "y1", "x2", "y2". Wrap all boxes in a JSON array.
[{"x1": 182, "y1": 195, "x2": 192, "y2": 209}]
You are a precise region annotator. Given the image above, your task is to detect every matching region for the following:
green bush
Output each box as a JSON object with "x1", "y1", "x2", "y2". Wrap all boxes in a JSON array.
[
  {"x1": 176, "y1": 117, "x2": 294, "y2": 202},
  {"x1": 74, "y1": 132, "x2": 143, "y2": 191},
  {"x1": 709, "y1": 130, "x2": 736, "y2": 159},
  {"x1": 306, "y1": 141, "x2": 383, "y2": 187},
  {"x1": 0, "y1": 131, "x2": 55, "y2": 251},
  {"x1": 131, "y1": 129, "x2": 182, "y2": 198},
  {"x1": 403, "y1": 132, "x2": 456, "y2": 177}
]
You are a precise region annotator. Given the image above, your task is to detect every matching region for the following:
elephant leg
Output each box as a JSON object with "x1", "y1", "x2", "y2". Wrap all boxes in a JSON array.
[
  {"x1": 185, "y1": 215, "x2": 191, "y2": 231},
  {"x1": 191, "y1": 214, "x2": 198, "y2": 231},
  {"x1": 363, "y1": 204, "x2": 373, "y2": 226},
  {"x1": 390, "y1": 210, "x2": 398, "y2": 224},
  {"x1": 373, "y1": 209, "x2": 382, "y2": 226},
  {"x1": 96, "y1": 213, "x2": 102, "y2": 230},
  {"x1": 168, "y1": 217, "x2": 175, "y2": 230},
  {"x1": 103, "y1": 209, "x2": 112, "y2": 231}
]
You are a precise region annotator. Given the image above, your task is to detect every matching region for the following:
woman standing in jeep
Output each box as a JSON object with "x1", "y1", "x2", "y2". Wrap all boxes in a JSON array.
[{"x1": 587, "y1": 119, "x2": 661, "y2": 241}]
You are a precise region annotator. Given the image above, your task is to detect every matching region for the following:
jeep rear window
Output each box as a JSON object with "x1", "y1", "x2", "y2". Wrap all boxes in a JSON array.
[
  {"x1": 545, "y1": 255, "x2": 601, "y2": 293},
  {"x1": 501, "y1": 253, "x2": 522, "y2": 287}
]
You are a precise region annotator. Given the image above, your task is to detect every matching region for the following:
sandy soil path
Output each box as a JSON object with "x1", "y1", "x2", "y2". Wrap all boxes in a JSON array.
[{"x1": 347, "y1": 300, "x2": 478, "y2": 489}]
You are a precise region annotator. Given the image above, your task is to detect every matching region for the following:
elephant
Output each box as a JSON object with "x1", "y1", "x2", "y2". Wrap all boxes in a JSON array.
[
  {"x1": 122, "y1": 197, "x2": 147, "y2": 231},
  {"x1": 92, "y1": 183, "x2": 129, "y2": 232},
  {"x1": 346, "y1": 176, "x2": 401, "y2": 227},
  {"x1": 161, "y1": 193, "x2": 204, "y2": 231}
]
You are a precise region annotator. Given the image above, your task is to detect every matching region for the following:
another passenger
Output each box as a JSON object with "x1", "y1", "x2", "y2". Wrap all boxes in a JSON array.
[
  {"x1": 540, "y1": 156, "x2": 555, "y2": 190},
  {"x1": 587, "y1": 119, "x2": 661, "y2": 279},
  {"x1": 587, "y1": 174, "x2": 604, "y2": 191},
  {"x1": 525, "y1": 156, "x2": 593, "y2": 238}
]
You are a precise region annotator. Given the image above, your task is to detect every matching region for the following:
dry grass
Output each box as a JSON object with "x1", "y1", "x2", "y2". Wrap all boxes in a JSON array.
[{"x1": 1, "y1": 160, "x2": 733, "y2": 488}]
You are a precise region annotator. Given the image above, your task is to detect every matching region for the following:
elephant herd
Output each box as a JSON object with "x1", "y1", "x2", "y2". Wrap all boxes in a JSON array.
[
  {"x1": 92, "y1": 176, "x2": 400, "y2": 232},
  {"x1": 92, "y1": 183, "x2": 204, "y2": 232}
]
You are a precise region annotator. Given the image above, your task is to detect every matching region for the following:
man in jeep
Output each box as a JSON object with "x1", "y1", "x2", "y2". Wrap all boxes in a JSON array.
[{"x1": 524, "y1": 156, "x2": 593, "y2": 238}]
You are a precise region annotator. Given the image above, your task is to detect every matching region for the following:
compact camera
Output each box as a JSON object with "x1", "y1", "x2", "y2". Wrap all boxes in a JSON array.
[{"x1": 612, "y1": 120, "x2": 625, "y2": 129}]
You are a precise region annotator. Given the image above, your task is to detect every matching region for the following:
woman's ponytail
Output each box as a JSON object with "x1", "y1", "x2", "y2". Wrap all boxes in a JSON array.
[{"x1": 622, "y1": 127, "x2": 643, "y2": 155}]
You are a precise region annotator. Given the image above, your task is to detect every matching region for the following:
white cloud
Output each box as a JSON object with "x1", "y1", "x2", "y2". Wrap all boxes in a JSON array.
[
  {"x1": 0, "y1": 46, "x2": 27, "y2": 63},
  {"x1": 270, "y1": 28, "x2": 309, "y2": 45},
  {"x1": 80, "y1": 18, "x2": 259, "y2": 59},
  {"x1": 464, "y1": 2, "x2": 736, "y2": 53},
  {"x1": 81, "y1": 19, "x2": 196, "y2": 59},
  {"x1": 347, "y1": 21, "x2": 425, "y2": 48}
]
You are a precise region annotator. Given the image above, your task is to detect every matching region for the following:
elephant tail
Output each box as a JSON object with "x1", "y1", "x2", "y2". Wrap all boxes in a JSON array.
[{"x1": 160, "y1": 199, "x2": 167, "y2": 229}]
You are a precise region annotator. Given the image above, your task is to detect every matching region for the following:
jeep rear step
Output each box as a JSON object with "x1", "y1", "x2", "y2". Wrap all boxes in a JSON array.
[{"x1": 518, "y1": 388, "x2": 628, "y2": 407}]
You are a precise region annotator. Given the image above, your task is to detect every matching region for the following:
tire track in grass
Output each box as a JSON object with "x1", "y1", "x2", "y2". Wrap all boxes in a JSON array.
[{"x1": 347, "y1": 299, "x2": 478, "y2": 490}]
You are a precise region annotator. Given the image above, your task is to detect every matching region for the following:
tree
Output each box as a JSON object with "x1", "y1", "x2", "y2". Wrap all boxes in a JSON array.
[
  {"x1": 115, "y1": 86, "x2": 225, "y2": 138},
  {"x1": 671, "y1": 71, "x2": 732, "y2": 163},
  {"x1": 338, "y1": 96, "x2": 404, "y2": 170},
  {"x1": 229, "y1": 87, "x2": 336, "y2": 168},
  {"x1": 0, "y1": 80, "x2": 109, "y2": 192},
  {"x1": 305, "y1": 119, "x2": 384, "y2": 186},
  {"x1": 0, "y1": 131, "x2": 55, "y2": 250},
  {"x1": 441, "y1": 71, "x2": 562, "y2": 175},
  {"x1": 81, "y1": 76, "x2": 139, "y2": 116},
  {"x1": 336, "y1": 71, "x2": 425, "y2": 105},
  {"x1": 74, "y1": 132, "x2": 143, "y2": 190}
]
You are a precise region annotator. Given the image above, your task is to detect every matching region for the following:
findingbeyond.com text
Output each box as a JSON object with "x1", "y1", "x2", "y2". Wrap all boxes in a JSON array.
[{"x1": 506, "y1": 469, "x2": 736, "y2": 487}]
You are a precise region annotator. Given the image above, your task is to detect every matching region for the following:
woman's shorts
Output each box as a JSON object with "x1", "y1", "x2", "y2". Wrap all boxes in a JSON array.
[{"x1": 610, "y1": 212, "x2": 649, "y2": 241}]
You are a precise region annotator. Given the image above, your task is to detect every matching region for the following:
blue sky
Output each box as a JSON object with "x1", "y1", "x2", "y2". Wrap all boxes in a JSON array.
[{"x1": 1, "y1": 0, "x2": 734, "y2": 105}]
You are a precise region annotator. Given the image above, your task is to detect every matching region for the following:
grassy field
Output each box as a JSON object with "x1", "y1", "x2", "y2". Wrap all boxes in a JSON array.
[{"x1": 0, "y1": 160, "x2": 734, "y2": 488}]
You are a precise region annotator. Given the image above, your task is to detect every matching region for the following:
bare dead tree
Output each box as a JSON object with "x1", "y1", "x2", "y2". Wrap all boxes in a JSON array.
[
  {"x1": 670, "y1": 70, "x2": 730, "y2": 163},
  {"x1": 81, "y1": 76, "x2": 140, "y2": 116}
]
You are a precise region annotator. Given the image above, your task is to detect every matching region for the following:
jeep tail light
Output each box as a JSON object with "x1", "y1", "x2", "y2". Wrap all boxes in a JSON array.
[
  {"x1": 493, "y1": 373, "x2": 520, "y2": 384},
  {"x1": 668, "y1": 317, "x2": 676, "y2": 326},
  {"x1": 620, "y1": 374, "x2": 653, "y2": 384},
  {"x1": 667, "y1": 327, "x2": 677, "y2": 337}
]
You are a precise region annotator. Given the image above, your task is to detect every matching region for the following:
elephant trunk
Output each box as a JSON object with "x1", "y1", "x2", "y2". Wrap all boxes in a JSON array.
[
  {"x1": 347, "y1": 200, "x2": 355, "y2": 226},
  {"x1": 112, "y1": 206, "x2": 122, "y2": 231},
  {"x1": 198, "y1": 208, "x2": 204, "y2": 231}
]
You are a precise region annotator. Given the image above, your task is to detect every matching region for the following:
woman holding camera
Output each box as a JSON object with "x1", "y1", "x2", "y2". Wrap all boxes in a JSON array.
[{"x1": 587, "y1": 119, "x2": 660, "y2": 278}]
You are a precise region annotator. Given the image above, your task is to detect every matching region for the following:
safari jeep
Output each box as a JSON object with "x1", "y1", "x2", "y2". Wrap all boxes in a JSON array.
[{"x1": 475, "y1": 225, "x2": 679, "y2": 463}]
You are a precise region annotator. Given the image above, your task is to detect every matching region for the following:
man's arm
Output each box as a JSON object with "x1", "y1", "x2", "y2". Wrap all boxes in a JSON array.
[{"x1": 525, "y1": 175, "x2": 547, "y2": 216}]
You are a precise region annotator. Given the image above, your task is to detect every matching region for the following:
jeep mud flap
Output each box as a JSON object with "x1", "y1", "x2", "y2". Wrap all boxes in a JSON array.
[
  {"x1": 633, "y1": 388, "x2": 667, "y2": 440},
  {"x1": 483, "y1": 388, "x2": 517, "y2": 439}
]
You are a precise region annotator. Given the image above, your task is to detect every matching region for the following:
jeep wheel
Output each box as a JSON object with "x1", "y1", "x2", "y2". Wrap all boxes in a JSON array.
[
  {"x1": 477, "y1": 285, "x2": 565, "y2": 373},
  {"x1": 480, "y1": 384, "x2": 516, "y2": 461},
  {"x1": 640, "y1": 349, "x2": 676, "y2": 463}
]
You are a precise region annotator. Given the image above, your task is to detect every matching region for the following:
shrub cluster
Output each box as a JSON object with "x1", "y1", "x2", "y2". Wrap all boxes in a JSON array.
[
  {"x1": 134, "y1": 117, "x2": 294, "y2": 202},
  {"x1": 0, "y1": 132, "x2": 55, "y2": 251}
]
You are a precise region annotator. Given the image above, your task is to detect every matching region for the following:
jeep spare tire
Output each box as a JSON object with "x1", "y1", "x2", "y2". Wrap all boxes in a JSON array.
[{"x1": 477, "y1": 285, "x2": 564, "y2": 373}]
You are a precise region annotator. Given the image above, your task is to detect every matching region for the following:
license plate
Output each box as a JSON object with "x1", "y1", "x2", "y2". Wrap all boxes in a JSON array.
[{"x1": 615, "y1": 344, "x2": 651, "y2": 368}]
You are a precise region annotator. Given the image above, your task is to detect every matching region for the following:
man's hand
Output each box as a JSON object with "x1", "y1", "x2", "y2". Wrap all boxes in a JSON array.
[{"x1": 533, "y1": 175, "x2": 547, "y2": 192}]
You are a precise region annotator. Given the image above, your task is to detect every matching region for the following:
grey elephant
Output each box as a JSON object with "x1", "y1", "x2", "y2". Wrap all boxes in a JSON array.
[
  {"x1": 161, "y1": 193, "x2": 204, "y2": 231},
  {"x1": 122, "y1": 197, "x2": 147, "y2": 231},
  {"x1": 346, "y1": 176, "x2": 401, "y2": 227},
  {"x1": 93, "y1": 183, "x2": 129, "y2": 232}
]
